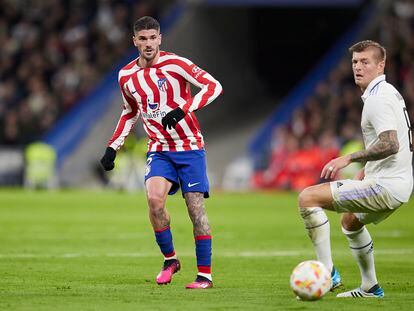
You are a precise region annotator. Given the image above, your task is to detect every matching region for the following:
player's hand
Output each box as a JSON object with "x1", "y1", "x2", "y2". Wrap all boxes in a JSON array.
[
  {"x1": 100, "y1": 147, "x2": 116, "y2": 171},
  {"x1": 321, "y1": 155, "x2": 351, "y2": 180},
  {"x1": 161, "y1": 107, "x2": 185, "y2": 130}
]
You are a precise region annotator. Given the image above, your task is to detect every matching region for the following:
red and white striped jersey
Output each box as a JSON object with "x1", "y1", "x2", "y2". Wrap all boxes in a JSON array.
[{"x1": 107, "y1": 51, "x2": 223, "y2": 152}]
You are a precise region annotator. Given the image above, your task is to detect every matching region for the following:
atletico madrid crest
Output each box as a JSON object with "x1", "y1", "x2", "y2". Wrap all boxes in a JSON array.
[{"x1": 157, "y1": 78, "x2": 168, "y2": 92}]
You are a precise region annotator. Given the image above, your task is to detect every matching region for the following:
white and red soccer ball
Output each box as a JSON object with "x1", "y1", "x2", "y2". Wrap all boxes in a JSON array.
[{"x1": 290, "y1": 260, "x2": 332, "y2": 301}]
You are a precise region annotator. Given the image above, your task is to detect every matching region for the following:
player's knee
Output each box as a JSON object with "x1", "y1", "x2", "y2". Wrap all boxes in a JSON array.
[
  {"x1": 147, "y1": 192, "x2": 165, "y2": 210},
  {"x1": 298, "y1": 187, "x2": 314, "y2": 208},
  {"x1": 341, "y1": 213, "x2": 364, "y2": 232}
]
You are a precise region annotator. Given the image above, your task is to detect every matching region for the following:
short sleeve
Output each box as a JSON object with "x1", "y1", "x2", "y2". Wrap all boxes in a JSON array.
[{"x1": 364, "y1": 95, "x2": 398, "y2": 136}]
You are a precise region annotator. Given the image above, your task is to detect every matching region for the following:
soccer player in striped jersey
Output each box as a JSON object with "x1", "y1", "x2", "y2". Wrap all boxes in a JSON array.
[
  {"x1": 298, "y1": 40, "x2": 413, "y2": 298},
  {"x1": 100, "y1": 16, "x2": 222, "y2": 289}
]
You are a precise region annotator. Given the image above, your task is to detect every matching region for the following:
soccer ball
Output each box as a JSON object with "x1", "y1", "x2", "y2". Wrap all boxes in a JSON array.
[{"x1": 290, "y1": 260, "x2": 332, "y2": 301}]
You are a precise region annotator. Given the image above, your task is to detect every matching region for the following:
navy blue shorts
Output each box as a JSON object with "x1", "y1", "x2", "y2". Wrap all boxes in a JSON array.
[{"x1": 145, "y1": 150, "x2": 210, "y2": 198}]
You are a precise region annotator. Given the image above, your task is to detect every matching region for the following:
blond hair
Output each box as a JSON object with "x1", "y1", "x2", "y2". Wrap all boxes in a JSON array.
[{"x1": 349, "y1": 40, "x2": 386, "y2": 62}]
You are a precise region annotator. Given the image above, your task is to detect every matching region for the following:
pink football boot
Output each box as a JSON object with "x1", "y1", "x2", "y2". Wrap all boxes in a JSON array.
[
  {"x1": 156, "y1": 259, "x2": 181, "y2": 285},
  {"x1": 185, "y1": 275, "x2": 213, "y2": 289}
]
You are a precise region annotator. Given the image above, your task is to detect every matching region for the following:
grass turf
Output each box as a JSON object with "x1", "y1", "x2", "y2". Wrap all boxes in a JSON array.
[{"x1": 1, "y1": 189, "x2": 413, "y2": 310}]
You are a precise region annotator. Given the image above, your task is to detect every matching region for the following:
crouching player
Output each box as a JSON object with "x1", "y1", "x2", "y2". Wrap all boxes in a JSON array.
[{"x1": 298, "y1": 40, "x2": 413, "y2": 298}]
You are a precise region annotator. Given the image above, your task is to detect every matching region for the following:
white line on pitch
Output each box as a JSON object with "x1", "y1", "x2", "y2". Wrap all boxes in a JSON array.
[{"x1": 0, "y1": 249, "x2": 413, "y2": 259}]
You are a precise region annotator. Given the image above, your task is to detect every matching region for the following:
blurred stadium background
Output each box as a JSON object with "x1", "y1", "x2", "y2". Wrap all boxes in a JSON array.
[
  {"x1": 0, "y1": 0, "x2": 413, "y2": 191},
  {"x1": 2, "y1": 1, "x2": 414, "y2": 309}
]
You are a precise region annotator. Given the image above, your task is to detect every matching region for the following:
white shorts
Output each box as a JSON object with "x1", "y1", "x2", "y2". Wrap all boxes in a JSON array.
[{"x1": 330, "y1": 178, "x2": 403, "y2": 225}]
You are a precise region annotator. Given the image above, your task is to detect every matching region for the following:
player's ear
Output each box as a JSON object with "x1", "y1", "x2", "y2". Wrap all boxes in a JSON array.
[
  {"x1": 378, "y1": 59, "x2": 385, "y2": 74},
  {"x1": 133, "y1": 35, "x2": 138, "y2": 47},
  {"x1": 159, "y1": 33, "x2": 162, "y2": 45}
]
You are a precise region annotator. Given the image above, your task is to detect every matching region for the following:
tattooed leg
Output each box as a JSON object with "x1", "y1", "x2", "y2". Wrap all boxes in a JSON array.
[
  {"x1": 184, "y1": 192, "x2": 211, "y2": 236},
  {"x1": 185, "y1": 192, "x2": 213, "y2": 280},
  {"x1": 148, "y1": 203, "x2": 170, "y2": 230}
]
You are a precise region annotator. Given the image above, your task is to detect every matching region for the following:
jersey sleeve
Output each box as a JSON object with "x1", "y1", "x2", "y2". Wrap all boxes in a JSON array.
[
  {"x1": 174, "y1": 57, "x2": 223, "y2": 113},
  {"x1": 107, "y1": 75, "x2": 140, "y2": 150},
  {"x1": 365, "y1": 95, "x2": 398, "y2": 136}
]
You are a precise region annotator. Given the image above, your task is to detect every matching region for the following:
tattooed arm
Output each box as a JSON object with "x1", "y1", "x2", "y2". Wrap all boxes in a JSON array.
[
  {"x1": 350, "y1": 130, "x2": 399, "y2": 163},
  {"x1": 321, "y1": 130, "x2": 399, "y2": 180}
]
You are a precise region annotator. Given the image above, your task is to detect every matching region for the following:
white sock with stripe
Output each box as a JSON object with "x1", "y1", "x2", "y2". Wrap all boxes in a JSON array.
[
  {"x1": 299, "y1": 207, "x2": 333, "y2": 271},
  {"x1": 342, "y1": 226, "x2": 378, "y2": 291},
  {"x1": 197, "y1": 272, "x2": 212, "y2": 281},
  {"x1": 164, "y1": 254, "x2": 177, "y2": 261}
]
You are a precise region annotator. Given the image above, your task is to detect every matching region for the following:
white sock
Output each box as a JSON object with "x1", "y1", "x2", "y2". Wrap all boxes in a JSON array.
[
  {"x1": 299, "y1": 207, "x2": 333, "y2": 272},
  {"x1": 342, "y1": 226, "x2": 378, "y2": 291},
  {"x1": 197, "y1": 272, "x2": 212, "y2": 281}
]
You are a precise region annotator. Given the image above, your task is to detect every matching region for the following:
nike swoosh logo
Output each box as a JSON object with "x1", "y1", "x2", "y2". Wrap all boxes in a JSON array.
[
  {"x1": 132, "y1": 90, "x2": 137, "y2": 94},
  {"x1": 188, "y1": 182, "x2": 200, "y2": 187}
]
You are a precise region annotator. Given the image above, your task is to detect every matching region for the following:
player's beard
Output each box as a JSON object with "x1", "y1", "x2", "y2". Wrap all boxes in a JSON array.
[{"x1": 141, "y1": 46, "x2": 159, "y2": 62}]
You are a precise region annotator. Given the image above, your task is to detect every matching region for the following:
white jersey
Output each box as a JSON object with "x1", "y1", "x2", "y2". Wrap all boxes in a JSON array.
[{"x1": 361, "y1": 74, "x2": 413, "y2": 202}]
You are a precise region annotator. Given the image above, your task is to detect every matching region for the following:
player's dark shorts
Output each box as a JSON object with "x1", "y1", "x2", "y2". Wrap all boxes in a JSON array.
[{"x1": 145, "y1": 150, "x2": 210, "y2": 198}]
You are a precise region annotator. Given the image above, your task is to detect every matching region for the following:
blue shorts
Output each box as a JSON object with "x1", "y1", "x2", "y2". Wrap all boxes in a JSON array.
[{"x1": 145, "y1": 150, "x2": 210, "y2": 198}]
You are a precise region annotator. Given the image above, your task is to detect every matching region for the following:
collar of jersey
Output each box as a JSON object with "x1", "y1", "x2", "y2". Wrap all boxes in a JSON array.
[{"x1": 361, "y1": 74, "x2": 386, "y2": 101}]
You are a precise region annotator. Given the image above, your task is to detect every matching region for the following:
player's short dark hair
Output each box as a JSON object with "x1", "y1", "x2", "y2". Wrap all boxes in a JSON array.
[
  {"x1": 349, "y1": 40, "x2": 386, "y2": 62},
  {"x1": 133, "y1": 16, "x2": 160, "y2": 33}
]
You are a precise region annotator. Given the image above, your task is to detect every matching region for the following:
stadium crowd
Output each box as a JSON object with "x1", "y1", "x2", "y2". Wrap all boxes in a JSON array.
[
  {"x1": 0, "y1": 0, "x2": 157, "y2": 145},
  {"x1": 252, "y1": 0, "x2": 414, "y2": 191}
]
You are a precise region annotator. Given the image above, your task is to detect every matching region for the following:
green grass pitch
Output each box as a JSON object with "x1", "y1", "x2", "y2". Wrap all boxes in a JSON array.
[{"x1": 1, "y1": 189, "x2": 414, "y2": 310}]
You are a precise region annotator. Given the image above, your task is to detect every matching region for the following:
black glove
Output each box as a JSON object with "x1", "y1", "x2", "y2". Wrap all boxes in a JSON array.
[
  {"x1": 161, "y1": 107, "x2": 186, "y2": 130},
  {"x1": 100, "y1": 147, "x2": 116, "y2": 171}
]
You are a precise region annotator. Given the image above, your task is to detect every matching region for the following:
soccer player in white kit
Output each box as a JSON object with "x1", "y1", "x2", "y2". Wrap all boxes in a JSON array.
[
  {"x1": 298, "y1": 40, "x2": 413, "y2": 298},
  {"x1": 100, "y1": 16, "x2": 222, "y2": 289}
]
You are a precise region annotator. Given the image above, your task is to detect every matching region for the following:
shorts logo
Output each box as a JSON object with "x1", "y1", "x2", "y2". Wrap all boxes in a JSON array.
[
  {"x1": 337, "y1": 182, "x2": 344, "y2": 188},
  {"x1": 188, "y1": 182, "x2": 200, "y2": 188},
  {"x1": 157, "y1": 78, "x2": 168, "y2": 92}
]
